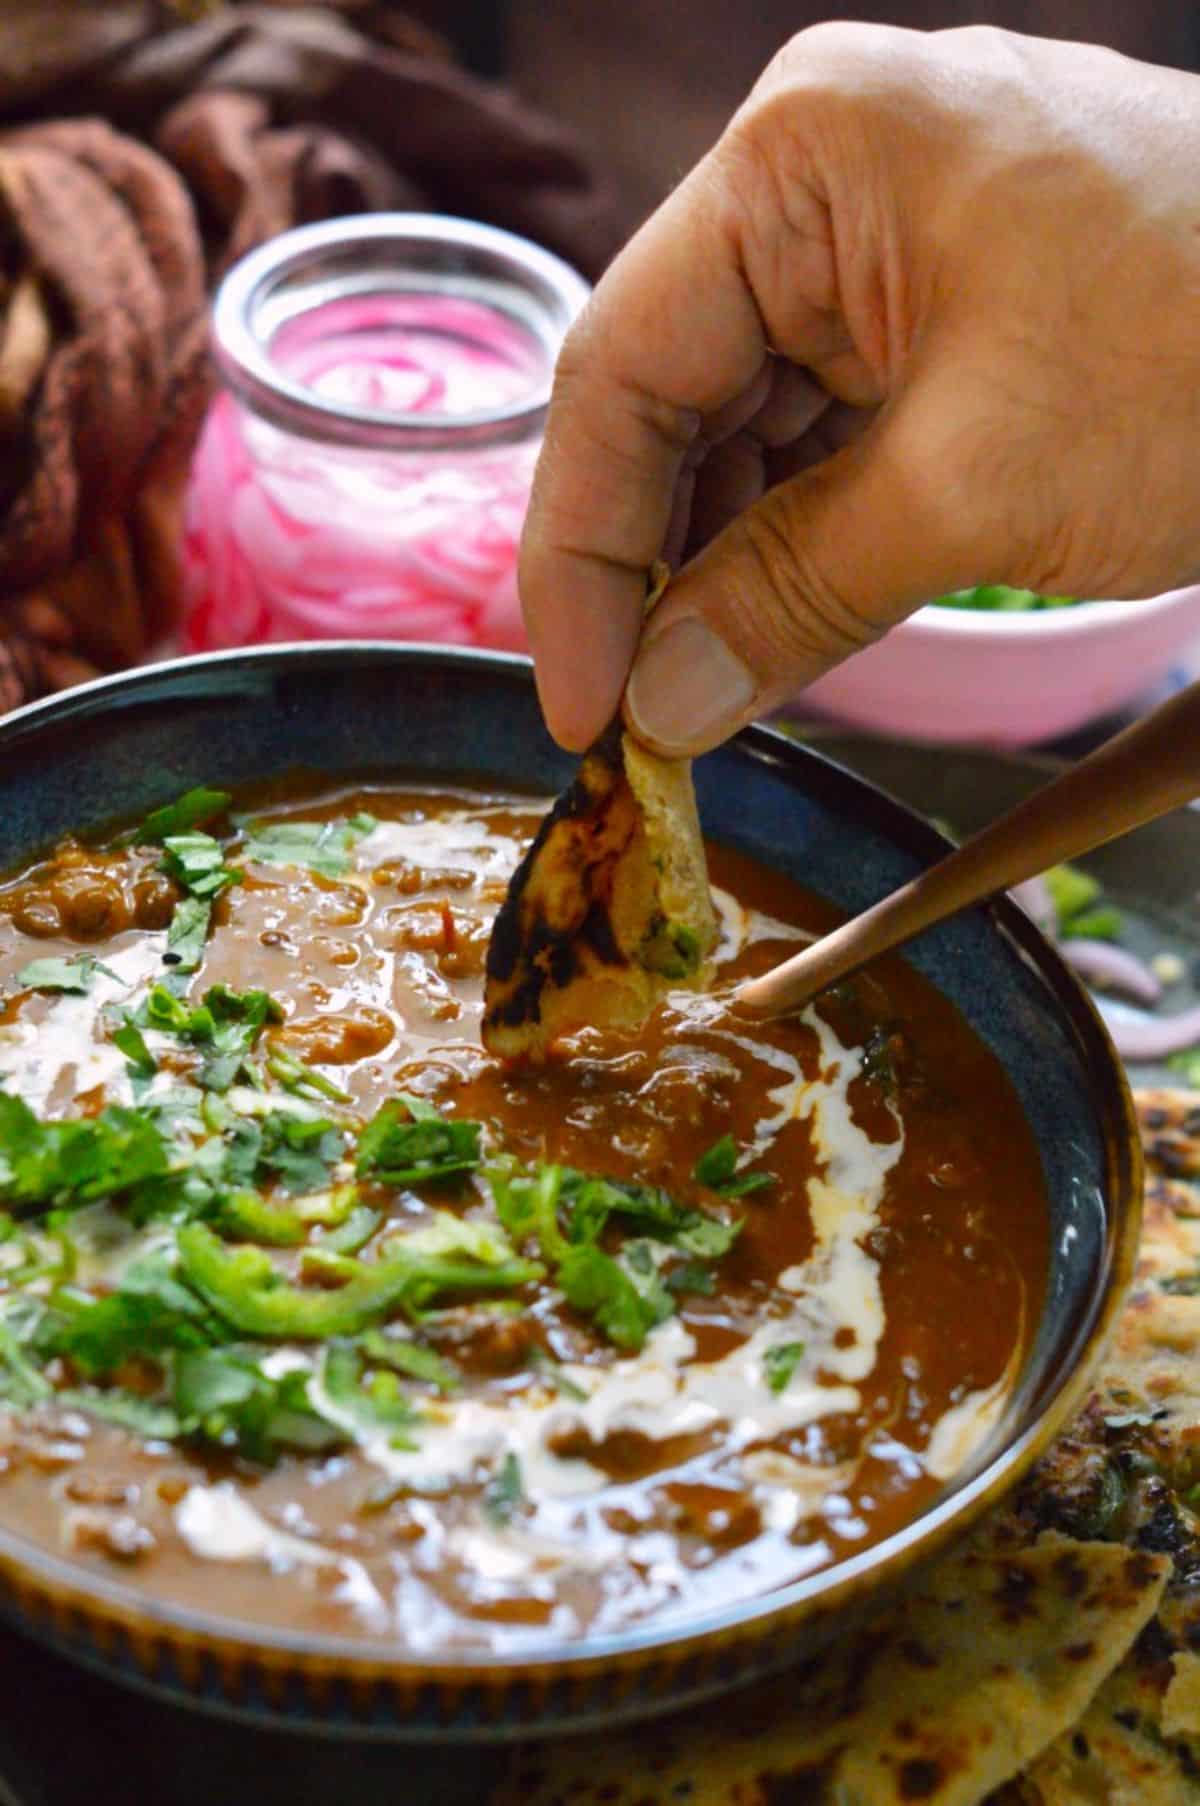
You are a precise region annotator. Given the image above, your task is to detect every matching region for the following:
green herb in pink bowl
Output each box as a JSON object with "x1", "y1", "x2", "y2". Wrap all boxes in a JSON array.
[
  {"x1": 932, "y1": 586, "x2": 1079, "y2": 611},
  {"x1": 802, "y1": 583, "x2": 1200, "y2": 745}
]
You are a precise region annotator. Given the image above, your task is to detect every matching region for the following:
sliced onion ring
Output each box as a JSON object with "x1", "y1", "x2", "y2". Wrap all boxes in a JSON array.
[
  {"x1": 1059, "y1": 940, "x2": 1162, "y2": 1006},
  {"x1": 1098, "y1": 1003, "x2": 1200, "y2": 1062}
]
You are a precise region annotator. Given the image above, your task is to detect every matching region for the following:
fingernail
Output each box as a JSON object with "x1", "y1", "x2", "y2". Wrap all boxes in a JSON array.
[{"x1": 624, "y1": 616, "x2": 756, "y2": 753}]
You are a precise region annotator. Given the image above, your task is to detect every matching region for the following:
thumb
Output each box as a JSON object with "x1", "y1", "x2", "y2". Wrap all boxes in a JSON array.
[{"x1": 621, "y1": 411, "x2": 983, "y2": 756}]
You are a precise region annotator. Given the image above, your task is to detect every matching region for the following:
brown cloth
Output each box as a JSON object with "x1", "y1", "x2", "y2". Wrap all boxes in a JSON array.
[{"x1": 0, "y1": 0, "x2": 621, "y2": 715}]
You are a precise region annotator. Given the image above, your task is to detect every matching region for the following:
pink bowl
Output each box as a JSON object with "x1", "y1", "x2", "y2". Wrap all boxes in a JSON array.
[{"x1": 800, "y1": 586, "x2": 1200, "y2": 746}]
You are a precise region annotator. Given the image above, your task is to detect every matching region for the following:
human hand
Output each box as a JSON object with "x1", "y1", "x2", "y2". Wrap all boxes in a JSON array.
[{"x1": 518, "y1": 23, "x2": 1200, "y2": 754}]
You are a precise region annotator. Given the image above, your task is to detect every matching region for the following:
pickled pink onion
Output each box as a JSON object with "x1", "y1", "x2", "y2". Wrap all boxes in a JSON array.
[
  {"x1": 1098, "y1": 1004, "x2": 1200, "y2": 1061},
  {"x1": 183, "y1": 294, "x2": 545, "y2": 653},
  {"x1": 1058, "y1": 938, "x2": 1163, "y2": 1005}
]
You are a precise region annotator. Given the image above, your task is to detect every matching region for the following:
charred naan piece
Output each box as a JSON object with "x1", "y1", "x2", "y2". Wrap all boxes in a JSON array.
[
  {"x1": 495, "y1": 1534, "x2": 1168, "y2": 1806},
  {"x1": 997, "y1": 1086, "x2": 1200, "y2": 1802},
  {"x1": 483, "y1": 563, "x2": 717, "y2": 1060},
  {"x1": 482, "y1": 722, "x2": 718, "y2": 1060}
]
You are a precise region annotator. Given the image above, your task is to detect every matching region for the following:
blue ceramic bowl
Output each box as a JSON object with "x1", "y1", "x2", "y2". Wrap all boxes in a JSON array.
[{"x1": 0, "y1": 644, "x2": 1139, "y2": 1739}]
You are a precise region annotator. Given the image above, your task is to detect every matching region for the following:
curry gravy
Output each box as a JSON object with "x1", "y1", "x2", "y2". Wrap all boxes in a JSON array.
[{"x1": 0, "y1": 781, "x2": 1048, "y2": 1652}]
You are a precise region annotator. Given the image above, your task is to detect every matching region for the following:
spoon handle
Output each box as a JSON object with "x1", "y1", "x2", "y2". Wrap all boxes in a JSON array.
[{"x1": 736, "y1": 678, "x2": 1200, "y2": 1018}]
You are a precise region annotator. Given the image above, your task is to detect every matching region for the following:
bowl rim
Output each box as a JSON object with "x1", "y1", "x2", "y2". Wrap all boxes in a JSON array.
[
  {"x1": 907, "y1": 584, "x2": 1200, "y2": 638},
  {"x1": 0, "y1": 641, "x2": 1143, "y2": 1683}
]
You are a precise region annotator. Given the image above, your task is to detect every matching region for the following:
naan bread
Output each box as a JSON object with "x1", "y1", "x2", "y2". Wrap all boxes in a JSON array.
[
  {"x1": 481, "y1": 724, "x2": 717, "y2": 1060},
  {"x1": 496, "y1": 1535, "x2": 1167, "y2": 1806},
  {"x1": 1133, "y1": 1086, "x2": 1200, "y2": 1182},
  {"x1": 1003, "y1": 1661, "x2": 1199, "y2": 1804},
  {"x1": 999, "y1": 1703, "x2": 1190, "y2": 1803},
  {"x1": 483, "y1": 563, "x2": 717, "y2": 1061},
  {"x1": 994, "y1": 1088, "x2": 1200, "y2": 1801}
]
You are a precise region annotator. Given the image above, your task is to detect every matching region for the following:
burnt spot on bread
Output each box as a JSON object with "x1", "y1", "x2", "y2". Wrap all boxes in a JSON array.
[
  {"x1": 482, "y1": 716, "x2": 721, "y2": 1058},
  {"x1": 484, "y1": 735, "x2": 624, "y2": 991},
  {"x1": 1052, "y1": 1552, "x2": 1090, "y2": 1599},
  {"x1": 759, "y1": 1754, "x2": 842, "y2": 1803},
  {"x1": 1135, "y1": 1495, "x2": 1192, "y2": 1557},
  {"x1": 993, "y1": 1562, "x2": 1038, "y2": 1623},
  {"x1": 482, "y1": 731, "x2": 635, "y2": 1041},
  {"x1": 897, "y1": 1757, "x2": 947, "y2": 1799}
]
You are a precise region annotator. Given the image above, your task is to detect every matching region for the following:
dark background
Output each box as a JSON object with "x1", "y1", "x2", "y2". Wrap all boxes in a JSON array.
[{"x1": 418, "y1": 1, "x2": 1200, "y2": 233}]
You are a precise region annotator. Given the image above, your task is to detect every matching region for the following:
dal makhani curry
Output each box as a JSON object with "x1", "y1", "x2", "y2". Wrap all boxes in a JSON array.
[{"x1": 0, "y1": 777, "x2": 1046, "y2": 1651}]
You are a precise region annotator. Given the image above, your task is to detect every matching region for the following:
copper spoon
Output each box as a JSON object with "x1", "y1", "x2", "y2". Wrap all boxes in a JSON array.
[{"x1": 735, "y1": 678, "x2": 1200, "y2": 1020}]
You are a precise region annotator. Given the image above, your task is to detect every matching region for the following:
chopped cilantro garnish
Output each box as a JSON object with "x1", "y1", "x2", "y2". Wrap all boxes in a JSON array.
[
  {"x1": 395, "y1": 1092, "x2": 440, "y2": 1122},
  {"x1": 528, "y1": 1347, "x2": 587, "y2": 1402},
  {"x1": 28, "y1": 1321, "x2": 345, "y2": 1459},
  {"x1": 356, "y1": 1098, "x2": 481, "y2": 1188},
  {"x1": 693, "y1": 1134, "x2": 774, "y2": 1198},
  {"x1": 129, "y1": 983, "x2": 282, "y2": 1093},
  {"x1": 621, "y1": 1239, "x2": 676, "y2": 1328},
  {"x1": 140, "y1": 984, "x2": 194, "y2": 1034},
  {"x1": 0, "y1": 1092, "x2": 168, "y2": 1214},
  {"x1": 139, "y1": 788, "x2": 232, "y2": 844},
  {"x1": 665, "y1": 1259, "x2": 716, "y2": 1297},
  {"x1": 0, "y1": 1311, "x2": 54, "y2": 1407},
  {"x1": 763, "y1": 1340, "x2": 805, "y2": 1394},
  {"x1": 16, "y1": 956, "x2": 116, "y2": 995},
  {"x1": 0, "y1": 758, "x2": 795, "y2": 1475},
  {"x1": 671, "y1": 1213, "x2": 744, "y2": 1258},
  {"x1": 56, "y1": 1387, "x2": 180, "y2": 1440},
  {"x1": 563, "y1": 1169, "x2": 745, "y2": 1258},
  {"x1": 38, "y1": 1252, "x2": 216, "y2": 1376},
  {"x1": 172, "y1": 1346, "x2": 260, "y2": 1420},
  {"x1": 164, "y1": 895, "x2": 212, "y2": 973},
  {"x1": 197, "y1": 988, "x2": 282, "y2": 1092},
  {"x1": 558, "y1": 1243, "x2": 668, "y2": 1352},
  {"x1": 141, "y1": 1084, "x2": 206, "y2": 1141},
  {"x1": 0, "y1": 1218, "x2": 74, "y2": 1287},
  {"x1": 490, "y1": 1160, "x2": 569, "y2": 1263},
  {"x1": 692, "y1": 1137, "x2": 737, "y2": 1189},
  {"x1": 161, "y1": 832, "x2": 238, "y2": 901},
  {"x1": 860, "y1": 1028, "x2": 898, "y2": 1095},
  {"x1": 482, "y1": 1451, "x2": 523, "y2": 1526},
  {"x1": 155, "y1": 821, "x2": 241, "y2": 974},
  {"x1": 171, "y1": 1347, "x2": 346, "y2": 1460},
  {"x1": 255, "y1": 1113, "x2": 345, "y2": 1195},
  {"x1": 112, "y1": 1020, "x2": 156, "y2": 1078},
  {"x1": 319, "y1": 1339, "x2": 421, "y2": 1442},
  {"x1": 237, "y1": 814, "x2": 376, "y2": 880},
  {"x1": 487, "y1": 1158, "x2": 743, "y2": 1351}
]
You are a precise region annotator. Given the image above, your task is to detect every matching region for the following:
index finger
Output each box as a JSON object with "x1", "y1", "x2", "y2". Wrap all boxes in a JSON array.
[{"x1": 519, "y1": 161, "x2": 769, "y2": 751}]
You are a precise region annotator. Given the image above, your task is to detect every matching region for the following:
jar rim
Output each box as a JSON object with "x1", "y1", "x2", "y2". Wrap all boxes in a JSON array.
[{"x1": 210, "y1": 213, "x2": 591, "y2": 451}]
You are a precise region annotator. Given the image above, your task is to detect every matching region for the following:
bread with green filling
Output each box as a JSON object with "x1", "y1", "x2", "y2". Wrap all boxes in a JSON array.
[{"x1": 482, "y1": 723, "x2": 717, "y2": 1060}]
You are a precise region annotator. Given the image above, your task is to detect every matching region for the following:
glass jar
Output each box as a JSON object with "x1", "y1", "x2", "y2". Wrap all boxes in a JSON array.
[{"x1": 182, "y1": 214, "x2": 590, "y2": 653}]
